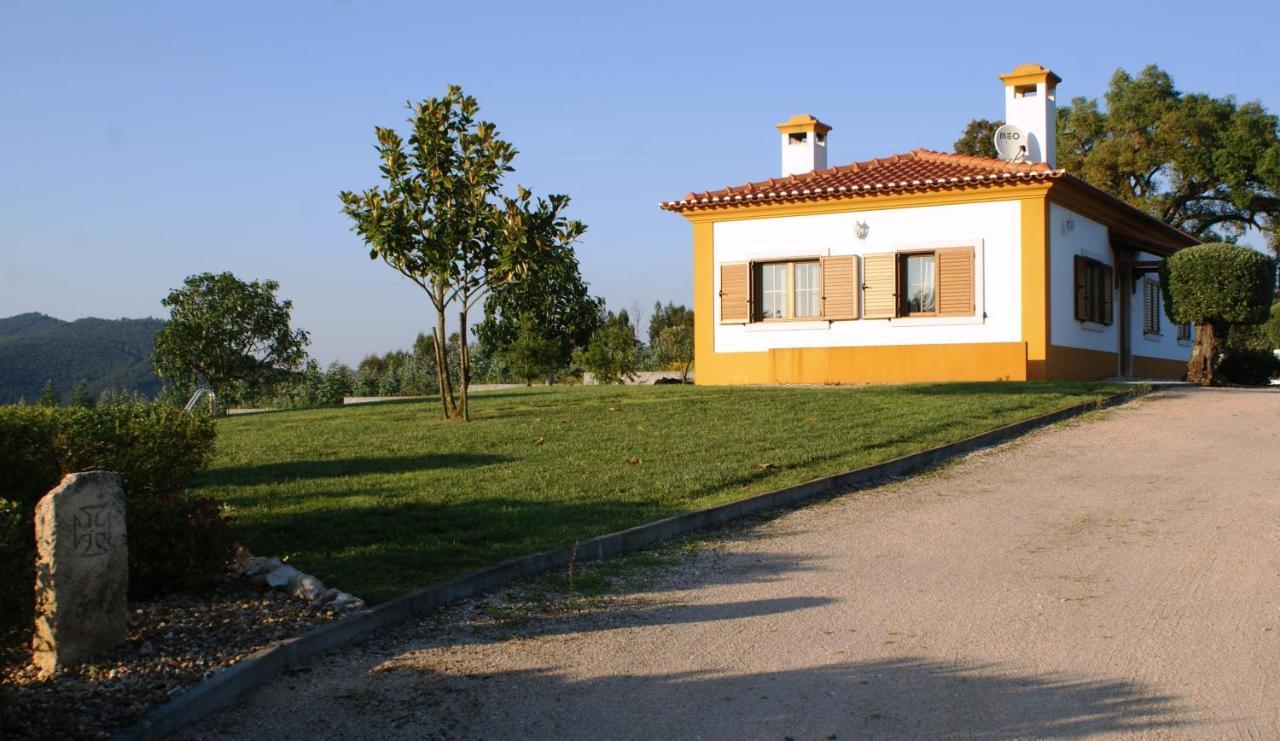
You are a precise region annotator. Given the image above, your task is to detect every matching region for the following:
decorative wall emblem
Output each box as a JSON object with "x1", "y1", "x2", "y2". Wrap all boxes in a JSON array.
[{"x1": 72, "y1": 505, "x2": 112, "y2": 557}]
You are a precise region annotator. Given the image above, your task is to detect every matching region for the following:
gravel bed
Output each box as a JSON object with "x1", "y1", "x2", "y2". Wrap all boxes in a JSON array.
[{"x1": 0, "y1": 576, "x2": 343, "y2": 740}]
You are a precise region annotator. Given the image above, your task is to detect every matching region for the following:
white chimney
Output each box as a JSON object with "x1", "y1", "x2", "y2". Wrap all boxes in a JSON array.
[
  {"x1": 999, "y1": 64, "x2": 1060, "y2": 166},
  {"x1": 777, "y1": 114, "x2": 830, "y2": 176}
]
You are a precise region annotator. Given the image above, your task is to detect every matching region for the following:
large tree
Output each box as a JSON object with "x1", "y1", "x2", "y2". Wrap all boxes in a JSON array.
[
  {"x1": 152, "y1": 272, "x2": 309, "y2": 408},
  {"x1": 475, "y1": 240, "x2": 602, "y2": 378},
  {"x1": 954, "y1": 65, "x2": 1280, "y2": 248},
  {"x1": 1161, "y1": 243, "x2": 1276, "y2": 385},
  {"x1": 341, "y1": 86, "x2": 584, "y2": 421}
]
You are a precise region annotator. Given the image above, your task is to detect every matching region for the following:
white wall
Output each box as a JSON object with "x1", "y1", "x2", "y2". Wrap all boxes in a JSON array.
[
  {"x1": 1132, "y1": 250, "x2": 1193, "y2": 361},
  {"x1": 712, "y1": 200, "x2": 1021, "y2": 353},
  {"x1": 1049, "y1": 204, "x2": 1117, "y2": 354}
]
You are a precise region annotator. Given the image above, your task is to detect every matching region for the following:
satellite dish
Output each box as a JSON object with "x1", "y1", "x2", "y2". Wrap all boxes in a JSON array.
[{"x1": 993, "y1": 124, "x2": 1027, "y2": 162}]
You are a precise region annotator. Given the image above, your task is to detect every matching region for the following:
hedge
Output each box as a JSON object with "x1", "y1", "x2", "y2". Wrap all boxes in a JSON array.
[{"x1": 0, "y1": 402, "x2": 223, "y2": 638}]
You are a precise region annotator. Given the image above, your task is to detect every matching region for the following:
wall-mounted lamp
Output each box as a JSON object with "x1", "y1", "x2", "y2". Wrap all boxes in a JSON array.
[
  {"x1": 855, "y1": 221, "x2": 870, "y2": 240},
  {"x1": 1060, "y1": 217, "x2": 1076, "y2": 235}
]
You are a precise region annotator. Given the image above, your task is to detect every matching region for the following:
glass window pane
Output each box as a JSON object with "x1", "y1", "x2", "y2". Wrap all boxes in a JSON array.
[
  {"x1": 906, "y1": 255, "x2": 935, "y2": 313},
  {"x1": 761, "y1": 264, "x2": 786, "y2": 318},
  {"x1": 794, "y1": 262, "x2": 819, "y2": 318}
]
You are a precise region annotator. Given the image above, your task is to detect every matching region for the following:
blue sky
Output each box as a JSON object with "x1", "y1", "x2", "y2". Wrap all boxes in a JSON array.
[{"x1": 2, "y1": 1, "x2": 1277, "y2": 364}]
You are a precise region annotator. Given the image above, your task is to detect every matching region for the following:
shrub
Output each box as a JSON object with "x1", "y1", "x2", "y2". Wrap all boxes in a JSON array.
[
  {"x1": 1160, "y1": 243, "x2": 1277, "y2": 384},
  {"x1": 128, "y1": 493, "x2": 233, "y2": 598},
  {"x1": 573, "y1": 310, "x2": 639, "y2": 384},
  {"x1": 1218, "y1": 349, "x2": 1280, "y2": 386},
  {"x1": 0, "y1": 498, "x2": 32, "y2": 642},
  {"x1": 0, "y1": 401, "x2": 222, "y2": 637}
]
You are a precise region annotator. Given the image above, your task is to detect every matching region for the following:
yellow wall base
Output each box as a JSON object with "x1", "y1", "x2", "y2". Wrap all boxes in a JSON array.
[
  {"x1": 695, "y1": 342, "x2": 1029, "y2": 385},
  {"x1": 1132, "y1": 355, "x2": 1188, "y2": 380},
  {"x1": 1046, "y1": 345, "x2": 1118, "y2": 381}
]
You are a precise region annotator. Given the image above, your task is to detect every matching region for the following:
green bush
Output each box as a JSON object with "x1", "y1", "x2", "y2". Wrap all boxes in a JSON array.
[
  {"x1": 0, "y1": 499, "x2": 31, "y2": 644},
  {"x1": 0, "y1": 402, "x2": 224, "y2": 638},
  {"x1": 1160, "y1": 243, "x2": 1277, "y2": 326},
  {"x1": 128, "y1": 493, "x2": 233, "y2": 598},
  {"x1": 1218, "y1": 349, "x2": 1280, "y2": 386}
]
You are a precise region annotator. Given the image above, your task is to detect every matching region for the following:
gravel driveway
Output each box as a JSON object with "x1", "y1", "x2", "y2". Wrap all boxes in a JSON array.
[{"x1": 196, "y1": 387, "x2": 1280, "y2": 739}]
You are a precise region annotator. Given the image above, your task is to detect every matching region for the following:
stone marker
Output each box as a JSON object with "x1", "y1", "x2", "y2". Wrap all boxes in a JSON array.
[{"x1": 33, "y1": 471, "x2": 128, "y2": 673}]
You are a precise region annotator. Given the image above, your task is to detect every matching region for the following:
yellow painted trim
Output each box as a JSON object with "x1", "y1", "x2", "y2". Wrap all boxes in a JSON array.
[
  {"x1": 776, "y1": 113, "x2": 831, "y2": 135},
  {"x1": 692, "y1": 221, "x2": 715, "y2": 382},
  {"x1": 1132, "y1": 355, "x2": 1188, "y2": 380},
  {"x1": 1020, "y1": 196, "x2": 1050, "y2": 381},
  {"x1": 693, "y1": 343, "x2": 1029, "y2": 386},
  {"x1": 681, "y1": 183, "x2": 1051, "y2": 224},
  {"x1": 1046, "y1": 345, "x2": 1117, "y2": 381},
  {"x1": 998, "y1": 63, "x2": 1061, "y2": 90}
]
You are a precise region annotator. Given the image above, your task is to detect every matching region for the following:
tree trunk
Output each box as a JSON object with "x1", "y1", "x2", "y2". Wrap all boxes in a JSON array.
[
  {"x1": 458, "y1": 309, "x2": 471, "y2": 422},
  {"x1": 433, "y1": 301, "x2": 458, "y2": 419},
  {"x1": 1187, "y1": 321, "x2": 1220, "y2": 386}
]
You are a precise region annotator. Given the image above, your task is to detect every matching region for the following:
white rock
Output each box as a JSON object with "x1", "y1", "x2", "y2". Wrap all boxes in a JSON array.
[
  {"x1": 264, "y1": 565, "x2": 300, "y2": 589},
  {"x1": 292, "y1": 574, "x2": 326, "y2": 601}
]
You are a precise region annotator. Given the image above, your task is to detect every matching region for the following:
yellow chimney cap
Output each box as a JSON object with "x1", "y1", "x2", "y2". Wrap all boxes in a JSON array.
[
  {"x1": 999, "y1": 64, "x2": 1062, "y2": 89},
  {"x1": 776, "y1": 114, "x2": 832, "y2": 136}
]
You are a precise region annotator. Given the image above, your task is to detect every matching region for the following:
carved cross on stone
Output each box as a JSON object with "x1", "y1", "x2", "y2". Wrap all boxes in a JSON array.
[{"x1": 33, "y1": 472, "x2": 129, "y2": 673}]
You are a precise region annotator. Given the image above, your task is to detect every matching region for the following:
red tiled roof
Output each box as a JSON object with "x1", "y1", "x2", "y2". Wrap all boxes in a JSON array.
[{"x1": 659, "y1": 149, "x2": 1065, "y2": 213}]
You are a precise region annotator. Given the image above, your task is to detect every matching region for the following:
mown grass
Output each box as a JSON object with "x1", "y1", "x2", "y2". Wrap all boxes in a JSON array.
[{"x1": 194, "y1": 382, "x2": 1125, "y2": 603}]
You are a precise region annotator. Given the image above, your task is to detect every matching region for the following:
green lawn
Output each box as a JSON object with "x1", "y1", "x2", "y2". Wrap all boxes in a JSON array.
[{"x1": 194, "y1": 382, "x2": 1124, "y2": 603}]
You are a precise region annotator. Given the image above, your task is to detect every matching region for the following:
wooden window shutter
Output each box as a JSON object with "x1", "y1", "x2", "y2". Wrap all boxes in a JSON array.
[
  {"x1": 1073, "y1": 255, "x2": 1090, "y2": 322},
  {"x1": 861, "y1": 252, "x2": 897, "y2": 319},
  {"x1": 819, "y1": 255, "x2": 858, "y2": 321},
  {"x1": 719, "y1": 262, "x2": 750, "y2": 324},
  {"x1": 1100, "y1": 264, "x2": 1114, "y2": 326},
  {"x1": 936, "y1": 247, "x2": 975, "y2": 317}
]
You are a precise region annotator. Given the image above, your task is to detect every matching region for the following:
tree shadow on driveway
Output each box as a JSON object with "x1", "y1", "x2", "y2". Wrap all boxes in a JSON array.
[{"x1": 353, "y1": 655, "x2": 1201, "y2": 739}]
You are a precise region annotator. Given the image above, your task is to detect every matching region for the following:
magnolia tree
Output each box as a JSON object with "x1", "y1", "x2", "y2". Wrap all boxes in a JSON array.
[
  {"x1": 1160, "y1": 243, "x2": 1277, "y2": 385},
  {"x1": 341, "y1": 86, "x2": 585, "y2": 421}
]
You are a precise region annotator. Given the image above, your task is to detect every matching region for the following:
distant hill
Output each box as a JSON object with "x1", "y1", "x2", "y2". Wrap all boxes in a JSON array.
[{"x1": 0, "y1": 313, "x2": 166, "y2": 404}]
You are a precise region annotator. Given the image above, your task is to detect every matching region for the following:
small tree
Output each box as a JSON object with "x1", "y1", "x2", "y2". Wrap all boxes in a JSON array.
[
  {"x1": 70, "y1": 380, "x2": 95, "y2": 409},
  {"x1": 341, "y1": 86, "x2": 584, "y2": 422},
  {"x1": 574, "y1": 310, "x2": 639, "y2": 384},
  {"x1": 36, "y1": 379, "x2": 58, "y2": 407},
  {"x1": 321, "y1": 362, "x2": 355, "y2": 405},
  {"x1": 152, "y1": 272, "x2": 310, "y2": 408},
  {"x1": 1161, "y1": 243, "x2": 1277, "y2": 385},
  {"x1": 502, "y1": 315, "x2": 562, "y2": 386},
  {"x1": 654, "y1": 324, "x2": 694, "y2": 383}
]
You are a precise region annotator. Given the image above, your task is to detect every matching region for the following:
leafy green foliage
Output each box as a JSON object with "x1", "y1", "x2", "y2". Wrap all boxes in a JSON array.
[
  {"x1": 476, "y1": 241, "x2": 602, "y2": 377},
  {"x1": 340, "y1": 85, "x2": 586, "y2": 420},
  {"x1": 70, "y1": 380, "x2": 95, "y2": 409},
  {"x1": 0, "y1": 497, "x2": 31, "y2": 642},
  {"x1": 573, "y1": 310, "x2": 639, "y2": 384},
  {"x1": 501, "y1": 315, "x2": 564, "y2": 385},
  {"x1": 152, "y1": 272, "x2": 310, "y2": 405},
  {"x1": 953, "y1": 118, "x2": 1001, "y2": 158},
  {"x1": 956, "y1": 66, "x2": 1280, "y2": 247},
  {"x1": 647, "y1": 302, "x2": 694, "y2": 347},
  {"x1": 0, "y1": 313, "x2": 165, "y2": 405},
  {"x1": 128, "y1": 492, "x2": 233, "y2": 598},
  {"x1": 653, "y1": 324, "x2": 694, "y2": 382},
  {"x1": 194, "y1": 382, "x2": 1125, "y2": 603},
  {"x1": 0, "y1": 401, "x2": 221, "y2": 636},
  {"x1": 36, "y1": 380, "x2": 57, "y2": 407},
  {"x1": 1160, "y1": 243, "x2": 1276, "y2": 325}
]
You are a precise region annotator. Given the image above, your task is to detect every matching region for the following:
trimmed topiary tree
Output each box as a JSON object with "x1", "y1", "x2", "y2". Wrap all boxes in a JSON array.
[{"x1": 1160, "y1": 243, "x2": 1277, "y2": 385}]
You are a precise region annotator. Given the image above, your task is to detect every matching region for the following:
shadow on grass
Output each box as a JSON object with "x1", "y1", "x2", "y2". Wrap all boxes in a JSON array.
[
  {"x1": 203, "y1": 452, "x2": 513, "y2": 486},
  {"x1": 364, "y1": 656, "x2": 1195, "y2": 738}
]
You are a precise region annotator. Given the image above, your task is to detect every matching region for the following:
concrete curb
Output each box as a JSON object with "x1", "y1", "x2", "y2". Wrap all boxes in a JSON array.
[{"x1": 117, "y1": 387, "x2": 1146, "y2": 739}]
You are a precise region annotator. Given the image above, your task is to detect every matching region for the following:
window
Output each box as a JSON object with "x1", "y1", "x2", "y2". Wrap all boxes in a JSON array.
[
  {"x1": 1177, "y1": 321, "x2": 1192, "y2": 342},
  {"x1": 760, "y1": 263, "x2": 787, "y2": 319},
  {"x1": 1073, "y1": 256, "x2": 1113, "y2": 326},
  {"x1": 754, "y1": 260, "x2": 822, "y2": 321},
  {"x1": 1143, "y1": 279, "x2": 1161, "y2": 336},
  {"x1": 900, "y1": 253, "x2": 937, "y2": 315}
]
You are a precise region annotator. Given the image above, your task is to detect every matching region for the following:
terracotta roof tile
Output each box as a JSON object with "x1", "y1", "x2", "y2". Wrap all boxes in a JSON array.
[{"x1": 659, "y1": 149, "x2": 1064, "y2": 213}]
